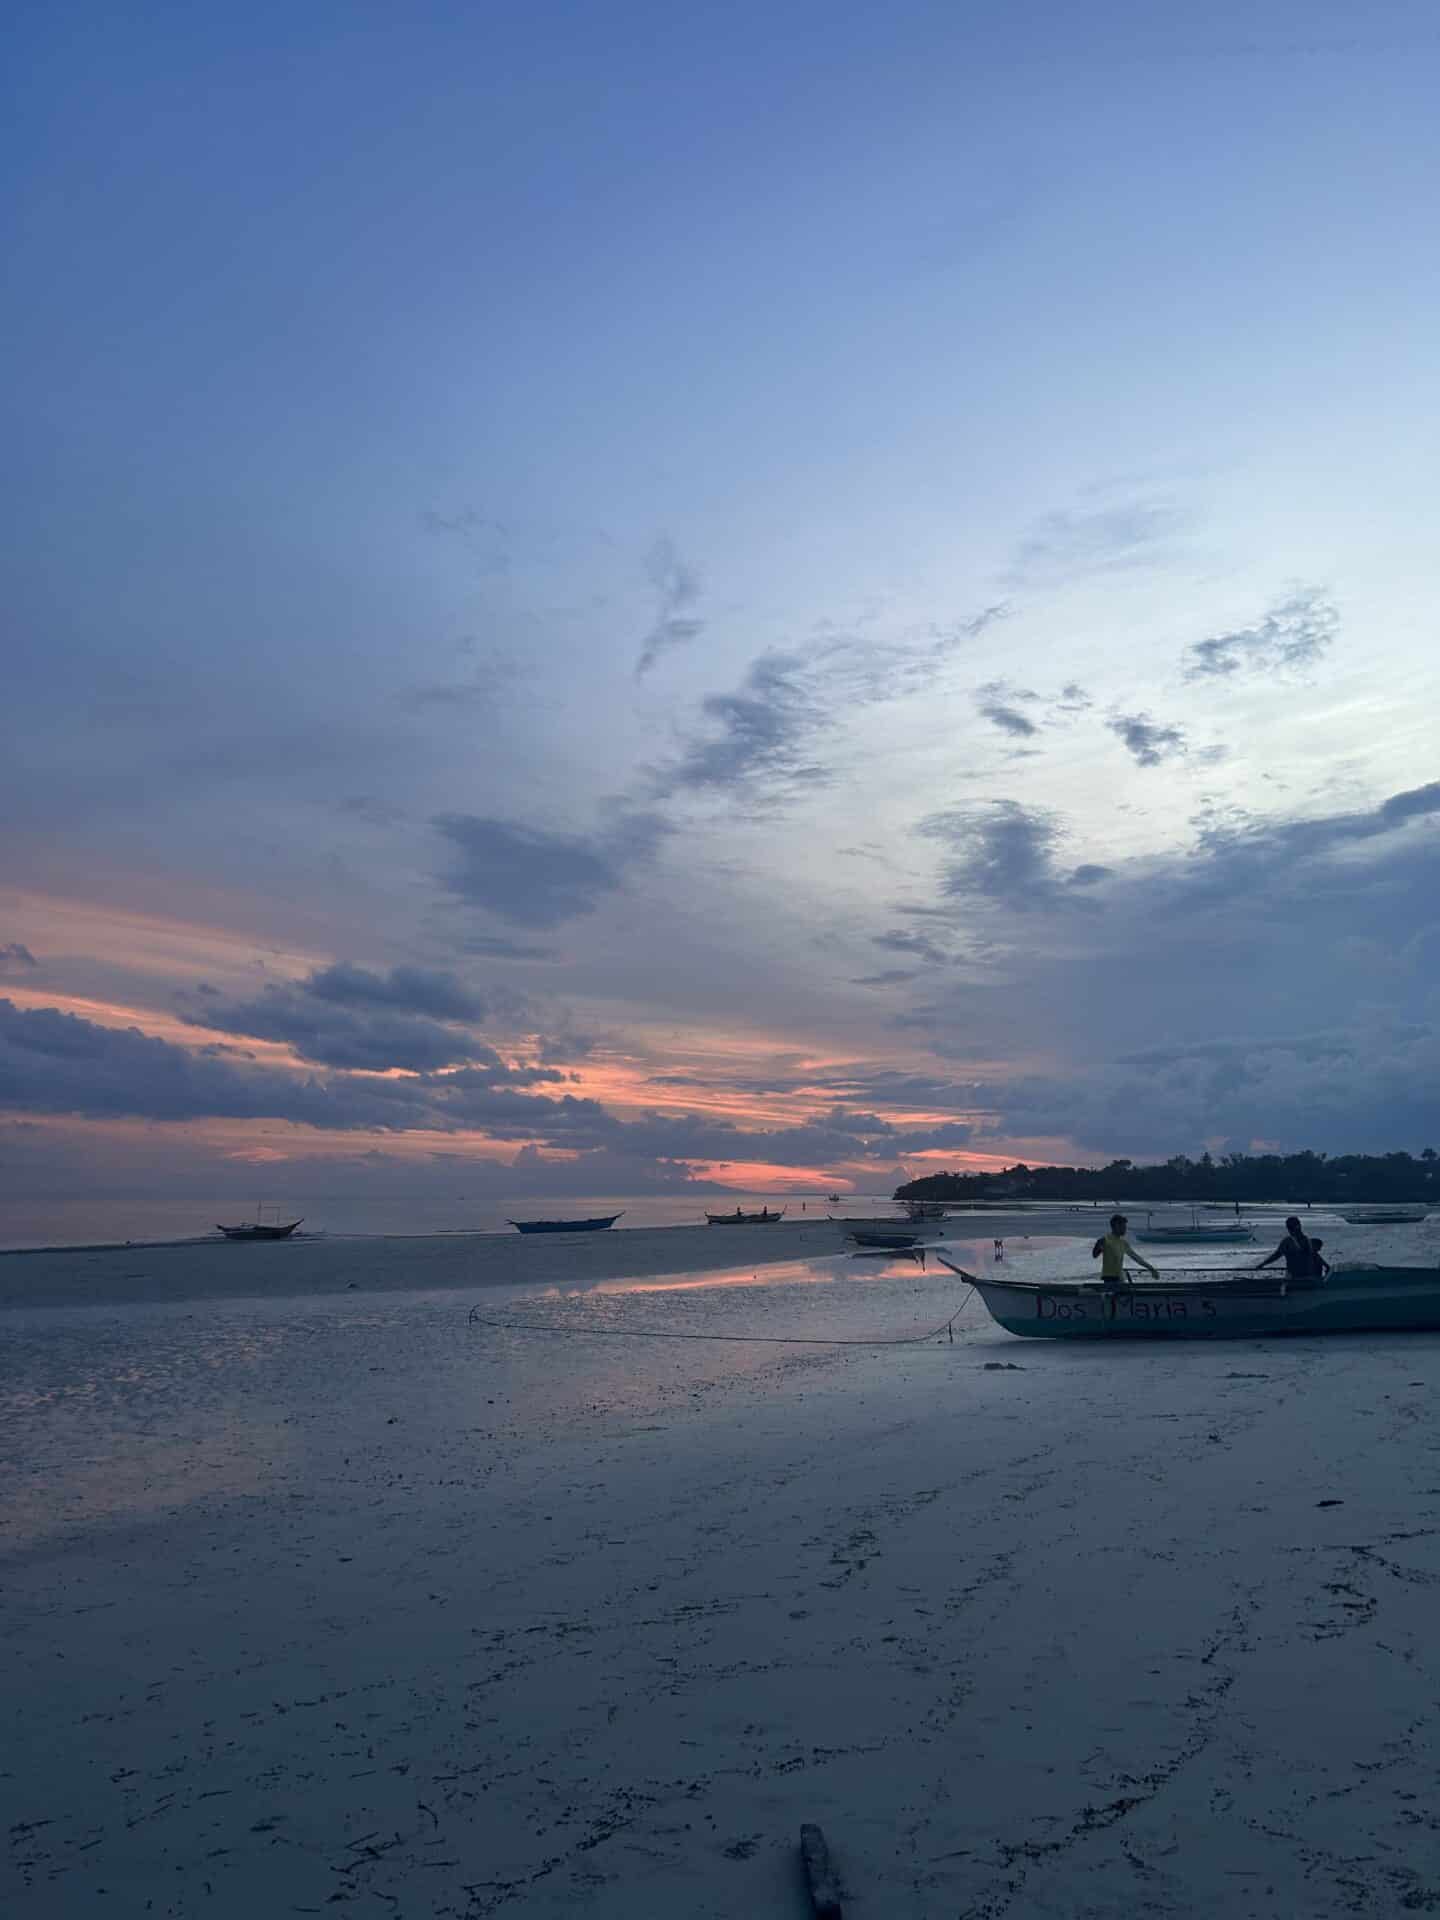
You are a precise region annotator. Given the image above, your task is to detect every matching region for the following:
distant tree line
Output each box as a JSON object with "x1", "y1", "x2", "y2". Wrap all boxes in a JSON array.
[{"x1": 896, "y1": 1148, "x2": 1440, "y2": 1206}]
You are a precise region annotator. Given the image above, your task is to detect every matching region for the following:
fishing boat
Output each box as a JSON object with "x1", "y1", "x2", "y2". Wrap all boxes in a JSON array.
[
  {"x1": 903, "y1": 1199, "x2": 950, "y2": 1221},
  {"x1": 848, "y1": 1226, "x2": 926, "y2": 1250},
  {"x1": 507, "y1": 1213, "x2": 623, "y2": 1234},
  {"x1": 704, "y1": 1207, "x2": 785, "y2": 1224},
  {"x1": 1135, "y1": 1208, "x2": 1255, "y2": 1245},
  {"x1": 1336, "y1": 1208, "x2": 1429, "y2": 1225},
  {"x1": 937, "y1": 1254, "x2": 1440, "y2": 1340},
  {"x1": 827, "y1": 1192, "x2": 841, "y2": 1203},
  {"x1": 217, "y1": 1218, "x2": 303, "y2": 1240},
  {"x1": 829, "y1": 1214, "x2": 941, "y2": 1232}
]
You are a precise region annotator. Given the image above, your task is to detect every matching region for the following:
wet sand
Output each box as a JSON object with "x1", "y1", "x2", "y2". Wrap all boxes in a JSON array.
[
  {"x1": 5, "y1": 1250, "x2": 1440, "y2": 1917},
  {"x1": 0, "y1": 1211, "x2": 1100, "y2": 1312}
]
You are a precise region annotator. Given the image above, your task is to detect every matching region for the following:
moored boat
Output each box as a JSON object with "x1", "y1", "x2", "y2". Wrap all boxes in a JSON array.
[
  {"x1": 1336, "y1": 1208, "x2": 1428, "y2": 1225},
  {"x1": 937, "y1": 1254, "x2": 1440, "y2": 1339},
  {"x1": 217, "y1": 1218, "x2": 303, "y2": 1240},
  {"x1": 1135, "y1": 1209, "x2": 1255, "y2": 1245},
  {"x1": 705, "y1": 1207, "x2": 785, "y2": 1224},
  {"x1": 848, "y1": 1227, "x2": 926, "y2": 1250},
  {"x1": 508, "y1": 1213, "x2": 623, "y2": 1234}
]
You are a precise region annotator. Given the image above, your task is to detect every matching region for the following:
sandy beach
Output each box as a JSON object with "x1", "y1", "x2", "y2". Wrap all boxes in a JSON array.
[{"x1": 6, "y1": 1231, "x2": 1440, "y2": 1917}]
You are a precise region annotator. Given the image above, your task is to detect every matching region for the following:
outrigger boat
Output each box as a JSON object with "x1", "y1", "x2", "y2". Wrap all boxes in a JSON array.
[
  {"x1": 937, "y1": 1254, "x2": 1440, "y2": 1340},
  {"x1": 1136, "y1": 1209, "x2": 1255, "y2": 1245},
  {"x1": 848, "y1": 1226, "x2": 927, "y2": 1250},
  {"x1": 1336, "y1": 1208, "x2": 1429, "y2": 1225},
  {"x1": 705, "y1": 1207, "x2": 785, "y2": 1224},
  {"x1": 508, "y1": 1213, "x2": 623, "y2": 1234}
]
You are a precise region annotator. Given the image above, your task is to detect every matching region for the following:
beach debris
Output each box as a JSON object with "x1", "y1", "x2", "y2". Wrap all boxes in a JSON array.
[
  {"x1": 982, "y1": 1361, "x2": 1023, "y2": 1371},
  {"x1": 1317, "y1": 1498, "x2": 1344, "y2": 1508},
  {"x1": 800, "y1": 1822, "x2": 843, "y2": 1918}
]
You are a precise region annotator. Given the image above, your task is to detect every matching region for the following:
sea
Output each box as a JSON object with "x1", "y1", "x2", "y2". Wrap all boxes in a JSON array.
[{"x1": 0, "y1": 1191, "x2": 909, "y2": 1253}]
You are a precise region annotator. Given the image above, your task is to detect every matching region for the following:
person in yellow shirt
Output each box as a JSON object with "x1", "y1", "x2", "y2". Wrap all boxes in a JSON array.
[{"x1": 1091, "y1": 1213, "x2": 1159, "y2": 1288}]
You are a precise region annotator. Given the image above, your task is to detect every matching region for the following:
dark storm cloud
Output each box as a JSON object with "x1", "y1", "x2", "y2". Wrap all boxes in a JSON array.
[
  {"x1": 1010, "y1": 500, "x2": 1187, "y2": 584},
  {"x1": 433, "y1": 810, "x2": 667, "y2": 926},
  {"x1": 1107, "y1": 710, "x2": 1188, "y2": 767},
  {"x1": 1183, "y1": 588, "x2": 1338, "y2": 682},
  {"x1": 634, "y1": 535, "x2": 704, "y2": 678},
  {"x1": 920, "y1": 801, "x2": 1062, "y2": 906},
  {"x1": 0, "y1": 943, "x2": 38, "y2": 974}
]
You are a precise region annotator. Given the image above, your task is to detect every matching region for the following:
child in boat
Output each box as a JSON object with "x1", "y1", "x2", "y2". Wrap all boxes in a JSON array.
[
  {"x1": 1310, "y1": 1237, "x2": 1331, "y2": 1279},
  {"x1": 1091, "y1": 1214, "x2": 1159, "y2": 1287}
]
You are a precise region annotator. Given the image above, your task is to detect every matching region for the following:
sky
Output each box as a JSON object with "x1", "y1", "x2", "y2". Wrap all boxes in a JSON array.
[{"x1": 4, "y1": 0, "x2": 1440, "y2": 1226}]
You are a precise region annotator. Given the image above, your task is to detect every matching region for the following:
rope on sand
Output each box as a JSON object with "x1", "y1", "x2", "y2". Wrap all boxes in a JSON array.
[{"x1": 465, "y1": 1286, "x2": 975, "y2": 1348}]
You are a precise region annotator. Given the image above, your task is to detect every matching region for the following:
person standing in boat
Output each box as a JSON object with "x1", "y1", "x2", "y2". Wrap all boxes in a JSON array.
[
  {"x1": 1091, "y1": 1214, "x2": 1158, "y2": 1287},
  {"x1": 1255, "y1": 1216, "x2": 1318, "y2": 1278}
]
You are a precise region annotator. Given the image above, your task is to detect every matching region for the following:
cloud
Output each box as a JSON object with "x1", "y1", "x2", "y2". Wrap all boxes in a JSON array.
[
  {"x1": 873, "y1": 928, "x2": 950, "y2": 966},
  {"x1": 1183, "y1": 588, "x2": 1339, "y2": 682},
  {"x1": 1011, "y1": 500, "x2": 1187, "y2": 585},
  {"x1": 653, "y1": 652, "x2": 831, "y2": 805},
  {"x1": 178, "y1": 962, "x2": 505, "y2": 1073},
  {"x1": 304, "y1": 962, "x2": 486, "y2": 1022},
  {"x1": 635, "y1": 536, "x2": 704, "y2": 678},
  {"x1": 1107, "y1": 710, "x2": 1188, "y2": 767},
  {"x1": 894, "y1": 776, "x2": 1440, "y2": 1154},
  {"x1": 851, "y1": 968, "x2": 918, "y2": 986},
  {"x1": 183, "y1": 995, "x2": 495, "y2": 1073},
  {"x1": 433, "y1": 810, "x2": 667, "y2": 926},
  {"x1": 0, "y1": 943, "x2": 38, "y2": 975},
  {"x1": 461, "y1": 934, "x2": 558, "y2": 960},
  {"x1": 0, "y1": 998, "x2": 448, "y2": 1129},
  {"x1": 975, "y1": 679, "x2": 1040, "y2": 737},
  {"x1": 920, "y1": 801, "x2": 1062, "y2": 906}
]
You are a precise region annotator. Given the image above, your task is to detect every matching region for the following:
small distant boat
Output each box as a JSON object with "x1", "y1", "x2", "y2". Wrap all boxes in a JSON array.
[
  {"x1": 1337, "y1": 1208, "x2": 1428, "y2": 1225},
  {"x1": 508, "y1": 1213, "x2": 624, "y2": 1234},
  {"x1": 903, "y1": 1200, "x2": 950, "y2": 1220},
  {"x1": 827, "y1": 1192, "x2": 841, "y2": 1203},
  {"x1": 1135, "y1": 1209, "x2": 1254, "y2": 1245},
  {"x1": 705, "y1": 1207, "x2": 785, "y2": 1225},
  {"x1": 938, "y1": 1255, "x2": 1440, "y2": 1340},
  {"x1": 217, "y1": 1218, "x2": 303, "y2": 1240}
]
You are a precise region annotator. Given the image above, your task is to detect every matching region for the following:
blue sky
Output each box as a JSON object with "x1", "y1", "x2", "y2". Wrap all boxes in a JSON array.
[{"x1": 3, "y1": 0, "x2": 1439, "y2": 1218}]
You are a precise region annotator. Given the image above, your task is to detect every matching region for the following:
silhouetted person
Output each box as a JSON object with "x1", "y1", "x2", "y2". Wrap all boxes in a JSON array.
[
  {"x1": 1310, "y1": 1237, "x2": 1331, "y2": 1279},
  {"x1": 1256, "y1": 1216, "x2": 1316, "y2": 1278},
  {"x1": 1091, "y1": 1214, "x2": 1158, "y2": 1288}
]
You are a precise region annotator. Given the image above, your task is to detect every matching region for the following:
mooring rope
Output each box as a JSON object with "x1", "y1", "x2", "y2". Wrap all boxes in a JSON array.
[{"x1": 466, "y1": 1285, "x2": 976, "y2": 1348}]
